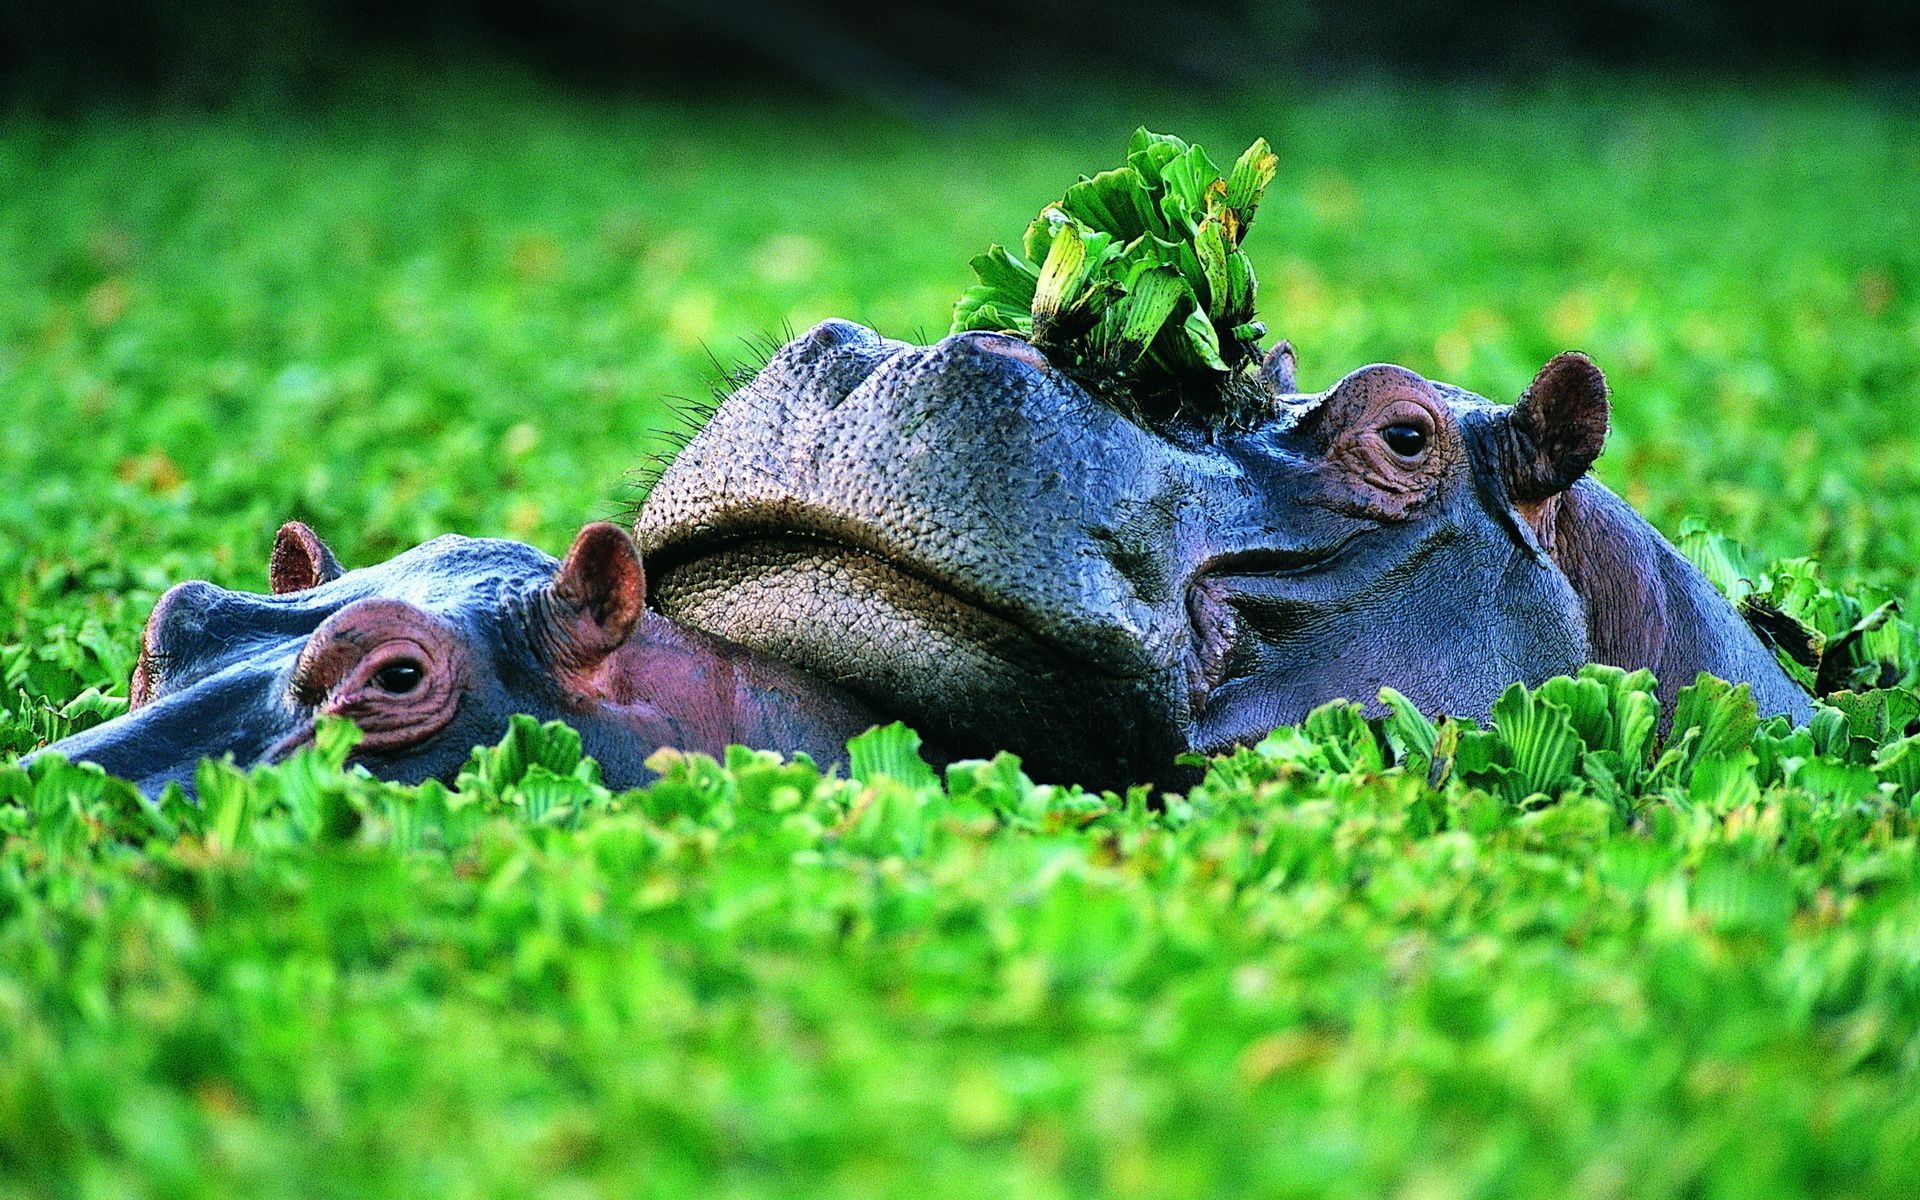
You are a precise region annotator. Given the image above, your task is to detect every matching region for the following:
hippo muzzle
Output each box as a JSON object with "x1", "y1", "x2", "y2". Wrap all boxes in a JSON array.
[
  {"x1": 637, "y1": 322, "x2": 1258, "y2": 786},
  {"x1": 27, "y1": 654, "x2": 302, "y2": 795}
]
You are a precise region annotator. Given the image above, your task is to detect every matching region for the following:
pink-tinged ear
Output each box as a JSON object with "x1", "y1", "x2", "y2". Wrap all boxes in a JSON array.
[
  {"x1": 1261, "y1": 339, "x2": 1298, "y2": 393},
  {"x1": 544, "y1": 522, "x2": 647, "y2": 666},
  {"x1": 270, "y1": 521, "x2": 345, "y2": 594},
  {"x1": 1504, "y1": 351, "x2": 1609, "y2": 503}
]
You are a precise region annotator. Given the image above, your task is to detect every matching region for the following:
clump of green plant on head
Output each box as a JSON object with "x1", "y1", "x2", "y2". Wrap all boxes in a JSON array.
[{"x1": 951, "y1": 128, "x2": 1279, "y2": 426}]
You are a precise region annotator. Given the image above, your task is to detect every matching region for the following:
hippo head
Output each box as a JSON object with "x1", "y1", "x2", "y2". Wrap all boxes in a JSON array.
[
  {"x1": 636, "y1": 321, "x2": 1630, "y2": 789},
  {"x1": 35, "y1": 523, "x2": 658, "y2": 795}
]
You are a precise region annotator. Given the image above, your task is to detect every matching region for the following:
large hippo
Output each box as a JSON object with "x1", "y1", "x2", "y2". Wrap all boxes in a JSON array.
[
  {"x1": 30, "y1": 522, "x2": 884, "y2": 796},
  {"x1": 635, "y1": 322, "x2": 1812, "y2": 790}
]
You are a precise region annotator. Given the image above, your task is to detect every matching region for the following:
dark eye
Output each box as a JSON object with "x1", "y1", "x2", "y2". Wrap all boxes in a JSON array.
[
  {"x1": 372, "y1": 660, "x2": 425, "y2": 694},
  {"x1": 1382, "y1": 423, "x2": 1429, "y2": 458}
]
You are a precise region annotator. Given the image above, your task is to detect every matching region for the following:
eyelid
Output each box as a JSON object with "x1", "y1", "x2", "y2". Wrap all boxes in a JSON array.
[{"x1": 1379, "y1": 397, "x2": 1435, "y2": 424}]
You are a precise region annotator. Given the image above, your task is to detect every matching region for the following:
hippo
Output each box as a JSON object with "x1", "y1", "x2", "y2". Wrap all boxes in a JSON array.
[
  {"x1": 29, "y1": 521, "x2": 884, "y2": 796},
  {"x1": 635, "y1": 322, "x2": 1813, "y2": 790}
]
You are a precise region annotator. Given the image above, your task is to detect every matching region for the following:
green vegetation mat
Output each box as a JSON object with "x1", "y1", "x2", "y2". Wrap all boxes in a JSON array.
[
  {"x1": 4, "y1": 78, "x2": 1920, "y2": 1196},
  {"x1": 951, "y1": 127, "x2": 1277, "y2": 422}
]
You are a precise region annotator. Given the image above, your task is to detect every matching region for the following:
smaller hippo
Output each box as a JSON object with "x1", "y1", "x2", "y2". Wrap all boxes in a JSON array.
[{"x1": 29, "y1": 522, "x2": 887, "y2": 796}]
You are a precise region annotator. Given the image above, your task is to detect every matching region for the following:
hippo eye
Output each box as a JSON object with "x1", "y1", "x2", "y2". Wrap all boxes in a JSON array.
[
  {"x1": 1382, "y1": 423, "x2": 1429, "y2": 458},
  {"x1": 372, "y1": 660, "x2": 425, "y2": 694}
]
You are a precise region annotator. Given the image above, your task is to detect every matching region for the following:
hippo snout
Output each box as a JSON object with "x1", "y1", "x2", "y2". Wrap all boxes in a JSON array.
[
  {"x1": 637, "y1": 320, "x2": 1218, "y2": 786},
  {"x1": 33, "y1": 658, "x2": 302, "y2": 797}
]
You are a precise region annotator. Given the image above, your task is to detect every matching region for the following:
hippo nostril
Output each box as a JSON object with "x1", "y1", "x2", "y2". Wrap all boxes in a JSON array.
[
  {"x1": 151, "y1": 580, "x2": 222, "y2": 617},
  {"x1": 134, "y1": 581, "x2": 223, "y2": 708},
  {"x1": 136, "y1": 579, "x2": 297, "y2": 706},
  {"x1": 761, "y1": 319, "x2": 901, "y2": 411},
  {"x1": 145, "y1": 580, "x2": 228, "y2": 653},
  {"x1": 799, "y1": 318, "x2": 871, "y2": 353}
]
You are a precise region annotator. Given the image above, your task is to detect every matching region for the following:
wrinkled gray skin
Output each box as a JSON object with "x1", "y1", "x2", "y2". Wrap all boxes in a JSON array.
[
  {"x1": 637, "y1": 321, "x2": 1812, "y2": 790},
  {"x1": 29, "y1": 525, "x2": 883, "y2": 797}
]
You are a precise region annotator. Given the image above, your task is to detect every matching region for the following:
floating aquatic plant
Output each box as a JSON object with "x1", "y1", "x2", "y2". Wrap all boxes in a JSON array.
[{"x1": 952, "y1": 127, "x2": 1279, "y2": 424}]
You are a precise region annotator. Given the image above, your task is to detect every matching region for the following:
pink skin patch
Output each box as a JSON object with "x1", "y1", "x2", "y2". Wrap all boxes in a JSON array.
[
  {"x1": 266, "y1": 599, "x2": 469, "y2": 763},
  {"x1": 962, "y1": 330, "x2": 1053, "y2": 373}
]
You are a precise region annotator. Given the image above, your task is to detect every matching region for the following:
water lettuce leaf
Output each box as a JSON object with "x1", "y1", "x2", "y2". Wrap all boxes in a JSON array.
[
  {"x1": 1678, "y1": 521, "x2": 1919, "y2": 694},
  {"x1": 951, "y1": 127, "x2": 1278, "y2": 423}
]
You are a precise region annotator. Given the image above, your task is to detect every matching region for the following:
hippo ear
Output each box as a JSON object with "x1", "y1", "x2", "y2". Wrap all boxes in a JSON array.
[
  {"x1": 1261, "y1": 340, "x2": 1298, "y2": 393},
  {"x1": 270, "y1": 521, "x2": 345, "y2": 594},
  {"x1": 543, "y1": 523, "x2": 647, "y2": 666},
  {"x1": 1502, "y1": 352, "x2": 1610, "y2": 503},
  {"x1": 1259, "y1": 340, "x2": 1330, "y2": 429}
]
